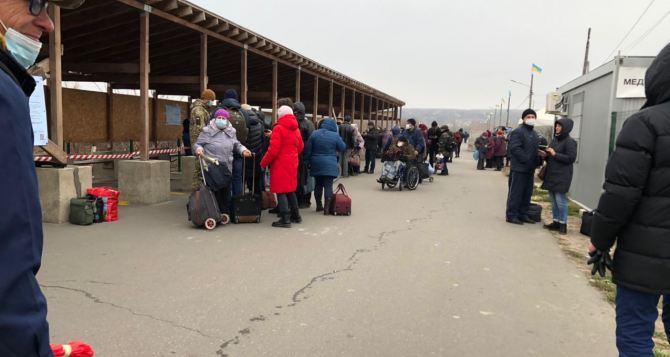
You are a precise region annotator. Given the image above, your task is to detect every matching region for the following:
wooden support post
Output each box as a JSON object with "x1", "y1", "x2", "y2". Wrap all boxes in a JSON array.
[
  {"x1": 241, "y1": 45, "x2": 248, "y2": 104},
  {"x1": 359, "y1": 94, "x2": 365, "y2": 128},
  {"x1": 106, "y1": 86, "x2": 114, "y2": 142},
  {"x1": 312, "y1": 76, "x2": 319, "y2": 125},
  {"x1": 152, "y1": 91, "x2": 159, "y2": 146},
  {"x1": 139, "y1": 12, "x2": 150, "y2": 161},
  {"x1": 399, "y1": 106, "x2": 403, "y2": 126},
  {"x1": 48, "y1": 5, "x2": 63, "y2": 149},
  {"x1": 272, "y1": 60, "x2": 278, "y2": 124},
  {"x1": 340, "y1": 86, "x2": 345, "y2": 119},
  {"x1": 351, "y1": 90, "x2": 357, "y2": 126},
  {"x1": 368, "y1": 95, "x2": 373, "y2": 127},
  {"x1": 328, "y1": 80, "x2": 334, "y2": 117},
  {"x1": 199, "y1": 33, "x2": 208, "y2": 95},
  {"x1": 295, "y1": 67, "x2": 301, "y2": 103},
  {"x1": 375, "y1": 98, "x2": 379, "y2": 127}
]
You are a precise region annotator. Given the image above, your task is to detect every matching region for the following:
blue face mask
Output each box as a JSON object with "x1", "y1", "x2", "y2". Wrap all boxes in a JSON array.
[
  {"x1": 215, "y1": 119, "x2": 228, "y2": 130},
  {"x1": 1, "y1": 21, "x2": 43, "y2": 69}
]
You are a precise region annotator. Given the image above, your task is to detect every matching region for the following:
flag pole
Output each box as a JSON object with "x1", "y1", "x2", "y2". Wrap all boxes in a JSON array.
[
  {"x1": 506, "y1": 91, "x2": 511, "y2": 127},
  {"x1": 529, "y1": 72, "x2": 534, "y2": 109}
]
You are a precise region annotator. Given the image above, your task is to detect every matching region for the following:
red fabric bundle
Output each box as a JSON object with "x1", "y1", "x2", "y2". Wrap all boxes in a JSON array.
[
  {"x1": 87, "y1": 187, "x2": 120, "y2": 221},
  {"x1": 50, "y1": 341, "x2": 95, "y2": 357}
]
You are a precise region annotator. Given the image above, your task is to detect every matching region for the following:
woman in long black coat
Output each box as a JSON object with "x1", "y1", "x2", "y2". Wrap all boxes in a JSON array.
[{"x1": 541, "y1": 118, "x2": 577, "y2": 234}]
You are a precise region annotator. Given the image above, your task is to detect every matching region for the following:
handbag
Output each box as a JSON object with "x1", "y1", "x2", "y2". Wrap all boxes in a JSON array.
[
  {"x1": 537, "y1": 164, "x2": 547, "y2": 181},
  {"x1": 580, "y1": 211, "x2": 595, "y2": 237},
  {"x1": 261, "y1": 191, "x2": 277, "y2": 210},
  {"x1": 202, "y1": 158, "x2": 231, "y2": 191},
  {"x1": 330, "y1": 183, "x2": 352, "y2": 216},
  {"x1": 349, "y1": 151, "x2": 361, "y2": 167}
]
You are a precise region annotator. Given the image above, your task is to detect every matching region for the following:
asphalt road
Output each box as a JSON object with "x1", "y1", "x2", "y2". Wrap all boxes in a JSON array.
[{"x1": 41, "y1": 154, "x2": 616, "y2": 356}]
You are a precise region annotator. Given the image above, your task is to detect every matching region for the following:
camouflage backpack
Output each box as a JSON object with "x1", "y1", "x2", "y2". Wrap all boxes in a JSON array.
[{"x1": 227, "y1": 108, "x2": 248, "y2": 145}]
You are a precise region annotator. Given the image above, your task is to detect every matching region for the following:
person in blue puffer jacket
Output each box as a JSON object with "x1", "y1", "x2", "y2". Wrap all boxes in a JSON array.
[{"x1": 304, "y1": 118, "x2": 346, "y2": 214}]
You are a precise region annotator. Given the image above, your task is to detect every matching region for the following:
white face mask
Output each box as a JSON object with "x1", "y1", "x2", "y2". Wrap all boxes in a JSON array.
[
  {"x1": 397, "y1": 141, "x2": 405, "y2": 147},
  {"x1": 0, "y1": 20, "x2": 42, "y2": 69},
  {"x1": 525, "y1": 119, "x2": 537, "y2": 127},
  {"x1": 405, "y1": 124, "x2": 413, "y2": 130}
]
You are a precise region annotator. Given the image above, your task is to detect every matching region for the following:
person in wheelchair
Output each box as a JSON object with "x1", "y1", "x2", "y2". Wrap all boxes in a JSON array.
[{"x1": 377, "y1": 137, "x2": 417, "y2": 184}]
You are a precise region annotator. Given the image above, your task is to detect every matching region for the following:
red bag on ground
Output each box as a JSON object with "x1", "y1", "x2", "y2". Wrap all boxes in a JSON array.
[
  {"x1": 87, "y1": 187, "x2": 120, "y2": 222},
  {"x1": 330, "y1": 183, "x2": 351, "y2": 216},
  {"x1": 51, "y1": 341, "x2": 95, "y2": 357}
]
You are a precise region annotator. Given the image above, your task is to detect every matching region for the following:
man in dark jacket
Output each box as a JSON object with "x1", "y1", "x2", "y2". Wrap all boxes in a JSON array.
[
  {"x1": 241, "y1": 104, "x2": 265, "y2": 193},
  {"x1": 338, "y1": 115, "x2": 356, "y2": 177},
  {"x1": 0, "y1": 1, "x2": 84, "y2": 355},
  {"x1": 590, "y1": 43, "x2": 670, "y2": 356},
  {"x1": 401, "y1": 118, "x2": 425, "y2": 160},
  {"x1": 362, "y1": 122, "x2": 380, "y2": 174},
  {"x1": 427, "y1": 121, "x2": 441, "y2": 165},
  {"x1": 540, "y1": 118, "x2": 577, "y2": 234},
  {"x1": 294, "y1": 102, "x2": 315, "y2": 207},
  {"x1": 217, "y1": 89, "x2": 248, "y2": 197},
  {"x1": 506, "y1": 109, "x2": 540, "y2": 225},
  {"x1": 453, "y1": 129, "x2": 464, "y2": 158}
]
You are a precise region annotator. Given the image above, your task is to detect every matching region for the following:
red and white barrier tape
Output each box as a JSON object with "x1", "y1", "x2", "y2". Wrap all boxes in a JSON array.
[{"x1": 34, "y1": 148, "x2": 183, "y2": 163}]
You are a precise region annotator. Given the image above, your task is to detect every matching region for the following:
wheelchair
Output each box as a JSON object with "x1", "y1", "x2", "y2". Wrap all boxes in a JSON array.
[{"x1": 379, "y1": 160, "x2": 420, "y2": 191}]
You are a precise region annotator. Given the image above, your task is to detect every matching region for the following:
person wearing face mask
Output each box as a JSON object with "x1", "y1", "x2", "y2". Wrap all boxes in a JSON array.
[
  {"x1": 362, "y1": 122, "x2": 380, "y2": 174},
  {"x1": 194, "y1": 109, "x2": 252, "y2": 216},
  {"x1": 190, "y1": 89, "x2": 217, "y2": 189},
  {"x1": 0, "y1": 0, "x2": 84, "y2": 355},
  {"x1": 506, "y1": 109, "x2": 541, "y2": 225},
  {"x1": 400, "y1": 118, "x2": 426, "y2": 162}
]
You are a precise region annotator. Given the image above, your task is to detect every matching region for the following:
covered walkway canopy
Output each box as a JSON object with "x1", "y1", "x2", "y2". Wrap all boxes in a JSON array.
[{"x1": 43, "y1": 0, "x2": 405, "y2": 160}]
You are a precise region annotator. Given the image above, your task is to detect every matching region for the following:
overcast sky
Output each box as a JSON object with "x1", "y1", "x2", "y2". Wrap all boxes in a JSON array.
[{"x1": 192, "y1": 0, "x2": 670, "y2": 109}]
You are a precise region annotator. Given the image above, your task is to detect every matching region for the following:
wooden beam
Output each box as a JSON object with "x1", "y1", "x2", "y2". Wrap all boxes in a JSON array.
[
  {"x1": 175, "y1": 5, "x2": 192, "y2": 17},
  {"x1": 40, "y1": 140, "x2": 67, "y2": 164},
  {"x1": 139, "y1": 12, "x2": 150, "y2": 161},
  {"x1": 64, "y1": 62, "x2": 141, "y2": 74},
  {"x1": 272, "y1": 60, "x2": 278, "y2": 124},
  {"x1": 295, "y1": 67, "x2": 301, "y2": 103},
  {"x1": 160, "y1": 0, "x2": 178, "y2": 11},
  {"x1": 199, "y1": 33, "x2": 207, "y2": 95},
  {"x1": 328, "y1": 80, "x2": 333, "y2": 116},
  {"x1": 375, "y1": 98, "x2": 379, "y2": 127},
  {"x1": 107, "y1": 86, "x2": 114, "y2": 141},
  {"x1": 368, "y1": 94, "x2": 372, "y2": 127},
  {"x1": 190, "y1": 11, "x2": 206, "y2": 24},
  {"x1": 241, "y1": 46, "x2": 248, "y2": 104},
  {"x1": 48, "y1": 5, "x2": 63, "y2": 148},
  {"x1": 312, "y1": 76, "x2": 319, "y2": 124},
  {"x1": 340, "y1": 86, "x2": 345, "y2": 119}
]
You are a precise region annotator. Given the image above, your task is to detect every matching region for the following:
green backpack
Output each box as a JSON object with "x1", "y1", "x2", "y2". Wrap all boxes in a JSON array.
[
  {"x1": 69, "y1": 198, "x2": 95, "y2": 226},
  {"x1": 228, "y1": 109, "x2": 248, "y2": 145}
]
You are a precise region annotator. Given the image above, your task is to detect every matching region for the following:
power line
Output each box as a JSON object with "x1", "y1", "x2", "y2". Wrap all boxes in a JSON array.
[
  {"x1": 605, "y1": 0, "x2": 656, "y2": 60},
  {"x1": 515, "y1": 95, "x2": 530, "y2": 109},
  {"x1": 624, "y1": 6, "x2": 670, "y2": 53}
]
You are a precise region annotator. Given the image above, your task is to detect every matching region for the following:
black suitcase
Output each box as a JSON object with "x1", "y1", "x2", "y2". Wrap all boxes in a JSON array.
[
  {"x1": 187, "y1": 158, "x2": 230, "y2": 230},
  {"x1": 232, "y1": 155, "x2": 262, "y2": 224},
  {"x1": 528, "y1": 203, "x2": 542, "y2": 222},
  {"x1": 418, "y1": 162, "x2": 431, "y2": 179}
]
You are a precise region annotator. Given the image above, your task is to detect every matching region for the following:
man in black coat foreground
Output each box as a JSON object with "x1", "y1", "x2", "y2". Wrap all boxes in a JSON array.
[
  {"x1": 294, "y1": 102, "x2": 315, "y2": 207},
  {"x1": 590, "y1": 43, "x2": 670, "y2": 357},
  {"x1": 505, "y1": 109, "x2": 540, "y2": 225}
]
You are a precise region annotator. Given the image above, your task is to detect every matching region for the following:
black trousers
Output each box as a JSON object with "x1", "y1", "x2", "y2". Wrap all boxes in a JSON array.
[
  {"x1": 364, "y1": 149, "x2": 377, "y2": 173},
  {"x1": 214, "y1": 186, "x2": 231, "y2": 214},
  {"x1": 454, "y1": 143, "x2": 461, "y2": 158},
  {"x1": 495, "y1": 156, "x2": 504, "y2": 171},
  {"x1": 277, "y1": 192, "x2": 299, "y2": 214},
  {"x1": 506, "y1": 171, "x2": 534, "y2": 220},
  {"x1": 477, "y1": 156, "x2": 486, "y2": 170},
  {"x1": 428, "y1": 147, "x2": 438, "y2": 166}
]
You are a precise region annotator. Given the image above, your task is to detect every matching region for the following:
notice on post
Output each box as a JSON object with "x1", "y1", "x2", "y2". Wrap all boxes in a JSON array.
[{"x1": 29, "y1": 76, "x2": 49, "y2": 146}]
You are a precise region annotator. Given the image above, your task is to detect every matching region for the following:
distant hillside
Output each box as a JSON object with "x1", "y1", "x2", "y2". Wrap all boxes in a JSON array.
[{"x1": 402, "y1": 108, "x2": 524, "y2": 129}]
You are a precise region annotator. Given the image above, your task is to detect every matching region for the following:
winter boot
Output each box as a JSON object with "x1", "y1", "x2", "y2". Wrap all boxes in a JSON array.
[
  {"x1": 323, "y1": 198, "x2": 332, "y2": 216},
  {"x1": 543, "y1": 221, "x2": 560, "y2": 231},
  {"x1": 559, "y1": 223, "x2": 568, "y2": 235},
  {"x1": 290, "y1": 209, "x2": 303, "y2": 224},
  {"x1": 315, "y1": 201, "x2": 324, "y2": 212},
  {"x1": 269, "y1": 207, "x2": 279, "y2": 214},
  {"x1": 272, "y1": 213, "x2": 291, "y2": 228}
]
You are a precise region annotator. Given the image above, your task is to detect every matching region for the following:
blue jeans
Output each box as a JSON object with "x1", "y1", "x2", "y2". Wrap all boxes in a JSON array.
[
  {"x1": 616, "y1": 285, "x2": 670, "y2": 357},
  {"x1": 314, "y1": 176, "x2": 335, "y2": 205},
  {"x1": 548, "y1": 191, "x2": 569, "y2": 224},
  {"x1": 231, "y1": 156, "x2": 243, "y2": 197}
]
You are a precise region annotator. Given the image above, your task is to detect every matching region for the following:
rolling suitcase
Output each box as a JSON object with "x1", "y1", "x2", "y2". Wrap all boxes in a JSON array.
[
  {"x1": 232, "y1": 155, "x2": 262, "y2": 223},
  {"x1": 330, "y1": 183, "x2": 352, "y2": 216},
  {"x1": 187, "y1": 158, "x2": 230, "y2": 230}
]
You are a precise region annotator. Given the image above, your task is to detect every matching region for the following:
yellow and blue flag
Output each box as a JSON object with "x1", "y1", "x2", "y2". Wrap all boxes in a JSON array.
[{"x1": 532, "y1": 64, "x2": 543, "y2": 74}]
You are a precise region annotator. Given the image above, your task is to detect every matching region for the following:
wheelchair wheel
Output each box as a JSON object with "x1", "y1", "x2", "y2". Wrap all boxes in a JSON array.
[
  {"x1": 406, "y1": 166, "x2": 420, "y2": 190},
  {"x1": 386, "y1": 179, "x2": 397, "y2": 189}
]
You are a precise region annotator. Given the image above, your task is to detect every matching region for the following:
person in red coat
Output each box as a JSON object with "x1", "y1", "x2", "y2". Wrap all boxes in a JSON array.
[{"x1": 261, "y1": 106, "x2": 305, "y2": 228}]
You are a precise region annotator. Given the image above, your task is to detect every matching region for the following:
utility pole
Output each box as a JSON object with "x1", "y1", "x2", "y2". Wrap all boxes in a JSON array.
[
  {"x1": 499, "y1": 98, "x2": 505, "y2": 129},
  {"x1": 506, "y1": 90, "x2": 511, "y2": 127},
  {"x1": 529, "y1": 73, "x2": 534, "y2": 109},
  {"x1": 583, "y1": 27, "x2": 592, "y2": 75}
]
